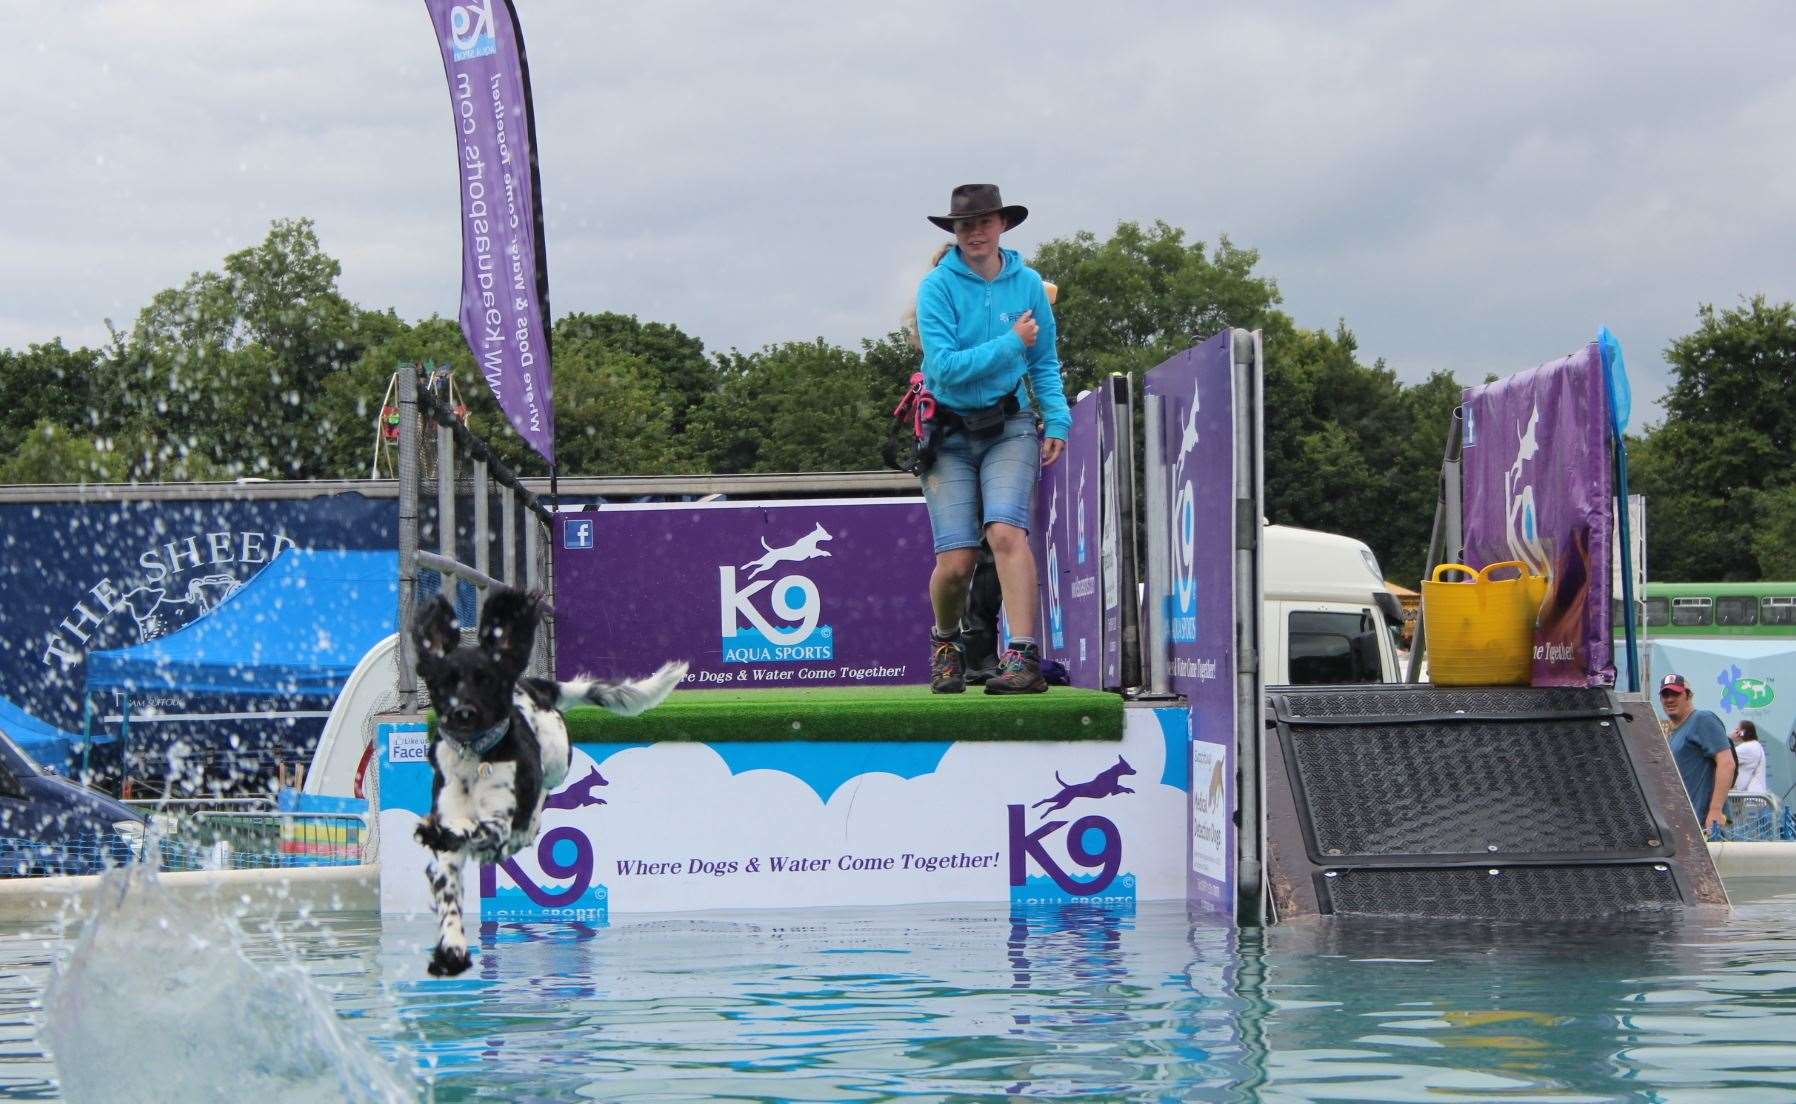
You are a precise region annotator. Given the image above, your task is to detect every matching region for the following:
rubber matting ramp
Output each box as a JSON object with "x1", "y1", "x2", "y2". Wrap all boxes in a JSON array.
[{"x1": 1263, "y1": 684, "x2": 1727, "y2": 921}]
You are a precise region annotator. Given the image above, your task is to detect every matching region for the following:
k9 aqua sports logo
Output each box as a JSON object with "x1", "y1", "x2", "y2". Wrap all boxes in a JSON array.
[
  {"x1": 1166, "y1": 375, "x2": 1201, "y2": 645},
  {"x1": 719, "y1": 523, "x2": 836, "y2": 663},
  {"x1": 448, "y1": 0, "x2": 498, "y2": 60}
]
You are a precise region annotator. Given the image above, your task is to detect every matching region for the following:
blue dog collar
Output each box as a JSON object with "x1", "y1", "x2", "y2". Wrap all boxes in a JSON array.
[
  {"x1": 467, "y1": 719, "x2": 509, "y2": 756},
  {"x1": 439, "y1": 718, "x2": 509, "y2": 757}
]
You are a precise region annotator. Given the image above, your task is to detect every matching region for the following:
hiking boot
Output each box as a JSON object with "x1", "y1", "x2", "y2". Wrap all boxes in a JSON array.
[
  {"x1": 984, "y1": 645, "x2": 1048, "y2": 694},
  {"x1": 930, "y1": 631, "x2": 966, "y2": 694}
]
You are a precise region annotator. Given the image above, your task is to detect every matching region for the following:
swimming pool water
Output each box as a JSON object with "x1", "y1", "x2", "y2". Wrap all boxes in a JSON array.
[{"x1": 6, "y1": 883, "x2": 1796, "y2": 1101}]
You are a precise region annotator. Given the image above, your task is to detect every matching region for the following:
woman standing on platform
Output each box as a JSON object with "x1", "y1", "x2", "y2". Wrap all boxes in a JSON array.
[{"x1": 912, "y1": 183, "x2": 1070, "y2": 695}]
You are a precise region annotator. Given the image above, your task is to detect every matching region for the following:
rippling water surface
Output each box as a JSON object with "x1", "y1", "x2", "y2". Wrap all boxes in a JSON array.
[{"x1": 4, "y1": 882, "x2": 1796, "y2": 1101}]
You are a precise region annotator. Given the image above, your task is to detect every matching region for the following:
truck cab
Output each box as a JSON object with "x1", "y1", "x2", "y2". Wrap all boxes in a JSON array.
[{"x1": 1261, "y1": 523, "x2": 1404, "y2": 686}]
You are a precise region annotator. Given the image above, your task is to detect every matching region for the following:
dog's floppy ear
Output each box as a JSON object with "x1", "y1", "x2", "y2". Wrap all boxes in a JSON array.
[
  {"x1": 413, "y1": 594, "x2": 461, "y2": 662},
  {"x1": 477, "y1": 588, "x2": 540, "y2": 677}
]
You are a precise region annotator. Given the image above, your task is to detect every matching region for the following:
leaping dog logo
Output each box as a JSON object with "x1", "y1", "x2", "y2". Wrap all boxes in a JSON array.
[
  {"x1": 544, "y1": 767, "x2": 609, "y2": 813},
  {"x1": 741, "y1": 522, "x2": 833, "y2": 579},
  {"x1": 1503, "y1": 404, "x2": 1549, "y2": 576},
  {"x1": 1172, "y1": 376, "x2": 1201, "y2": 481},
  {"x1": 1031, "y1": 756, "x2": 1137, "y2": 818}
]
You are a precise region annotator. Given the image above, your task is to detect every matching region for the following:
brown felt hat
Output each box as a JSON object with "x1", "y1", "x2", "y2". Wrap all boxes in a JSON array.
[{"x1": 927, "y1": 183, "x2": 1029, "y2": 232}]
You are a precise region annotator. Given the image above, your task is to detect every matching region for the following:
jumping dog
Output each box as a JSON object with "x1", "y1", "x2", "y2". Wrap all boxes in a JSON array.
[{"x1": 410, "y1": 588, "x2": 686, "y2": 976}]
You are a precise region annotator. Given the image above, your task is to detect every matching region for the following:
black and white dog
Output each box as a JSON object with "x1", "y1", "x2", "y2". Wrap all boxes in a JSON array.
[{"x1": 410, "y1": 588, "x2": 685, "y2": 976}]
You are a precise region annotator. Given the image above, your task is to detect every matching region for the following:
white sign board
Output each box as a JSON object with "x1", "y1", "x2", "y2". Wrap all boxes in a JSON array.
[{"x1": 380, "y1": 706, "x2": 1193, "y2": 922}]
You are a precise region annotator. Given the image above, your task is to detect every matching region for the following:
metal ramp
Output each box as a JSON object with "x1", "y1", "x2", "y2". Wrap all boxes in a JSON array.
[{"x1": 1264, "y1": 684, "x2": 1727, "y2": 920}]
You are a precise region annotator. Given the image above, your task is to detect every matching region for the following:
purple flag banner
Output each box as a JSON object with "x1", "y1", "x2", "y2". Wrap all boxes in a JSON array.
[
  {"x1": 423, "y1": 0, "x2": 556, "y2": 464},
  {"x1": 1461, "y1": 343, "x2": 1615, "y2": 687},
  {"x1": 554, "y1": 501, "x2": 937, "y2": 687},
  {"x1": 1057, "y1": 394, "x2": 1104, "y2": 688},
  {"x1": 1145, "y1": 332, "x2": 1237, "y2": 915}
]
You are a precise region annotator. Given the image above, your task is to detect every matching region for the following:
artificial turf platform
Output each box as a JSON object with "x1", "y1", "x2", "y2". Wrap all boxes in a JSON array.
[{"x1": 559, "y1": 684, "x2": 1125, "y2": 745}]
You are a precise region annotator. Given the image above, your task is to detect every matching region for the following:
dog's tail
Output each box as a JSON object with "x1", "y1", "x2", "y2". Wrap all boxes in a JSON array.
[{"x1": 558, "y1": 661, "x2": 688, "y2": 716}]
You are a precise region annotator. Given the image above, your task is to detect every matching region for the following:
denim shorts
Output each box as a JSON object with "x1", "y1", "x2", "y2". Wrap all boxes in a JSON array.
[{"x1": 919, "y1": 413, "x2": 1041, "y2": 554}]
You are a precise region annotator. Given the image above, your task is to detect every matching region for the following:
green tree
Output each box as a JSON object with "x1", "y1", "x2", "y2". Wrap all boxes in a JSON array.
[
  {"x1": 124, "y1": 218, "x2": 401, "y2": 479},
  {"x1": 1749, "y1": 484, "x2": 1796, "y2": 579},
  {"x1": 1031, "y1": 219, "x2": 1457, "y2": 584},
  {"x1": 0, "y1": 419, "x2": 128, "y2": 484},
  {"x1": 1261, "y1": 322, "x2": 1455, "y2": 585},
  {"x1": 1031, "y1": 220, "x2": 1283, "y2": 395},
  {"x1": 316, "y1": 317, "x2": 476, "y2": 478},
  {"x1": 550, "y1": 336, "x2": 696, "y2": 477},
  {"x1": 0, "y1": 341, "x2": 106, "y2": 443},
  {"x1": 552, "y1": 312, "x2": 716, "y2": 434},
  {"x1": 687, "y1": 339, "x2": 890, "y2": 473},
  {"x1": 1630, "y1": 295, "x2": 1796, "y2": 580}
]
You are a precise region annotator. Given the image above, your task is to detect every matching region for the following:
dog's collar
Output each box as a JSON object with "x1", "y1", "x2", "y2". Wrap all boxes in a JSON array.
[
  {"x1": 443, "y1": 718, "x2": 509, "y2": 757},
  {"x1": 469, "y1": 718, "x2": 509, "y2": 755}
]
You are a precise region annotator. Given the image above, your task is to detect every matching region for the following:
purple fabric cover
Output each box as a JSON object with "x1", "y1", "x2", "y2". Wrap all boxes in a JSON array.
[
  {"x1": 1144, "y1": 332, "x2": 1237, "y2": 914},
  {"x1": 1097, "y1": 381, "x2": 1125, "y2": 690},
  {"x1": 1058, "y1": 395, "x2": 1104, "y2": 688},
  {"x1": 1461, "y1": 342, "x2": 1615, "y2": 687}
]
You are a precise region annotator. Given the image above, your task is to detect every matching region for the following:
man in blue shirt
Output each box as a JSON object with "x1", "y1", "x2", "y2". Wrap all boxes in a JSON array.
[{"x1": 1660, "y1": 672, "x2": 1736, "y2": 836}]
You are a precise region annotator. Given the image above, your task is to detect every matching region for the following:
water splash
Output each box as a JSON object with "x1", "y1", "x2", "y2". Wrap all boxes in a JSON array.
[{"x1": 40, "y1": 862, "x2": 414, "y2": 1103}]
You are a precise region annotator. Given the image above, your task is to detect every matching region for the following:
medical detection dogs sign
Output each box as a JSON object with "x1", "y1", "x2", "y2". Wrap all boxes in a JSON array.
[
  {"x1": 553, "y1": 500, "x2": 938, "y2": 688},
  {"x1": 378, "y1": 707, "x2": 1193, "y2": 921}
]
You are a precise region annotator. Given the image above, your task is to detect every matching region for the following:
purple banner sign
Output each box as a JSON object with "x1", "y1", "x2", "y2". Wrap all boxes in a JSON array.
[
  {"x1": 1461, "y1": 342, "x2": 1615, "y2": 688},
  {"x1": 1097, "y1": 378, "x2": 1125, "y2": 690},
  {"x1": 1057, "y1": 394, "x2": 1104, "y2": 688},
  {"x1": 1145, "y1": 332, "x2": 1237, "y2": 915},
  {"x1": 423, "y1": 0, "x2": 556, "y2": 464},
  {"x1": 1034, "y1": 441, "x2": 1070, "y2": 663},
  {"x1": 554, "y1": 501, "x2": 938, "y2": 688}
]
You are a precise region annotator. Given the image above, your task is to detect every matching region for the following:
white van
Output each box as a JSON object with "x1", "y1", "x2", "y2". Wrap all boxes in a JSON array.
[{"x1": 1261, "y1": 523, "x2": 1404, "y2": 686}]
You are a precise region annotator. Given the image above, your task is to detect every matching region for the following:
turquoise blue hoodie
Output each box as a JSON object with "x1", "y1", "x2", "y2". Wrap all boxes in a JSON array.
[{"x1": 916, "y1": 246, "x2": 1071, "y2": 440}]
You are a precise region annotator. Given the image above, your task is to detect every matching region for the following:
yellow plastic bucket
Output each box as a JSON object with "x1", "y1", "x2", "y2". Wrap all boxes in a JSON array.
[{"x1": 1422, "y1": 561, "x2": 1540, "y2": 686}]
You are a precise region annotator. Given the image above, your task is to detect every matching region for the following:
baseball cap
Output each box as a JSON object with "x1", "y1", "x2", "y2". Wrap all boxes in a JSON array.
[{"x1": 1659, "y1": 673, "x2": 1691, "y2": 695}]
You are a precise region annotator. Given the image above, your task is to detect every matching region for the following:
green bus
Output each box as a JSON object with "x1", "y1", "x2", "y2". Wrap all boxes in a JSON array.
[{"x1": 1614, "y1": 581, "x2": 1796, "y2": 637}]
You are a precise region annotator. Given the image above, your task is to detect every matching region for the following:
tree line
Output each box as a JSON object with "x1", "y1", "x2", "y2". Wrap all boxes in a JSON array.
[{"x1": 1, "y1": 217, "x2": 1786, "y2": 585}]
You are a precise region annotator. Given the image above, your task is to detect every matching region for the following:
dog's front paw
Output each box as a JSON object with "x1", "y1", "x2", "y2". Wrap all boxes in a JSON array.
[
  {"x1": 428, "y1": 942, "x2": 473, "y2": 977},
  {"x1": 414, "y1": 815, "x2": 462, "y2": 852}
]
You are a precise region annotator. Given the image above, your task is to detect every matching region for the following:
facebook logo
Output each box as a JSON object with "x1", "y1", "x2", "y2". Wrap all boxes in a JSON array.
[{"x1": 562, "y1": 519, "x2": 594, "y2": 550}]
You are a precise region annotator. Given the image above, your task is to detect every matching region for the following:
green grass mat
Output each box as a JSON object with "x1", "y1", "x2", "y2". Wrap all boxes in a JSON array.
[{"x1": 561, "y1": 685, "x2": 1125, "y2": 745}]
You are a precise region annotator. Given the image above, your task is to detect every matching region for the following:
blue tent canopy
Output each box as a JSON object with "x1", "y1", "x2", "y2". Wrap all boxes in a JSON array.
[
  {"x1": 0, "y1": 694, "x2": 90, "y2": 774},
  {"x1": 85, "y1": 550, "x2": 399, "y2": 697}
]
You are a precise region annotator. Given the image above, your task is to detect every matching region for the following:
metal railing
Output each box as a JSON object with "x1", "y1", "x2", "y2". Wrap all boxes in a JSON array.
[
  {"x1": 1720, "y1": 791, "x2": 1783, "y2": 843},
  {"x1": 0, "y1": 808, "x2": 368, "y2": 877},
  {"x1": 396, "y1": 365, "x2": 555, "y2": 709}
]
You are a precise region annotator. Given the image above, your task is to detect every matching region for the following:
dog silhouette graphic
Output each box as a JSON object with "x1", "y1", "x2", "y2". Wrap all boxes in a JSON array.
[
  {"x1": 741, "y1": 522, "x2": 833, "y2": 579},
  {"x1": 1031, "y1": 756, "x2": 1137, "y2": 818},
  {"x1": 544, "y1": 767, "x2": 609, "y2": 813}
]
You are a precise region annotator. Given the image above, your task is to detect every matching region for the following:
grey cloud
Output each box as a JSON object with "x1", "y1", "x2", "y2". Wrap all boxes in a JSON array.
[{"x1": 10, "y1": 1, "x2": 1794, "y2": 425}]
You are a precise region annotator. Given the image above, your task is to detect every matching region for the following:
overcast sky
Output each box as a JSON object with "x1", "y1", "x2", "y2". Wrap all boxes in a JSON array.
[{"x1": 9, "y1": 2, "x2": 1794, "y2": 423}]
